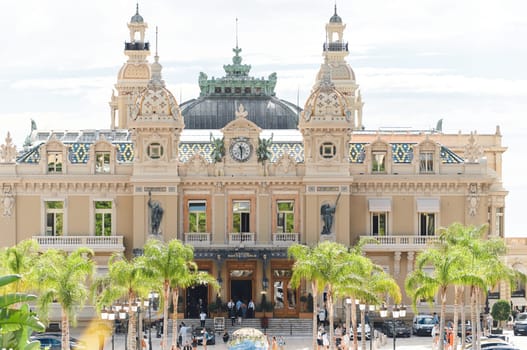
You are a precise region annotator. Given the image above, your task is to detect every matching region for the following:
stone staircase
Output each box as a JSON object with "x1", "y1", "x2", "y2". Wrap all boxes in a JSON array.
[{"x1": 174, "y1": 317, "x2": 313, "y2": 337}]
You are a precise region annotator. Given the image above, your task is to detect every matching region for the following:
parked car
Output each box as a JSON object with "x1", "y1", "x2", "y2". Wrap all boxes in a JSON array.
[
  {"x1": 192, "y1": 327, "x2": 216, "y2": 345},
  {"x1": 412, "y1": 314, "x2": 435, "y2": 336},
  {"x1": 513, "y1": 312, "x2": 527, "y2": 335},
  {"x1": 349, "y1": 323, "x2": 371, "y2": 340},
  {"x1": 457, "y1": 321, "x2": 472, "y2": 337},
  {"x1": 30, "y1": 334, "x2": 86, "y2": 350},
  {"x1": 382, "y1": 320, "x2": 411, "y2": 338},
  {"x1": 463, "y1": 338, "x2": 511, "y2": 350}
]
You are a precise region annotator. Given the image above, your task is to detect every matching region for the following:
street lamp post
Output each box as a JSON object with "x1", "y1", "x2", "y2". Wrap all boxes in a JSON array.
[
  {"x1": 144, "y1": 292, "x2": 159, "y2": 350},
  {"x1": 345, "y1": 298, "x2": 352, "y2": 341},
  {"x1": 101, "y1": 304, "x2": 128, "y2": 350},
  {"x1": 380, "y1": 305, "x2": 406, "y2": 350},
  {"x1": 358, "y1": 303, "x2": 376, "y2": 350}
]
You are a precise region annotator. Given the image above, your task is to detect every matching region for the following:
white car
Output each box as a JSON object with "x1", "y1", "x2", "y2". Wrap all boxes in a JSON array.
[{"x1": 349, "y1": 323, "x2": 371, "y2": 340}]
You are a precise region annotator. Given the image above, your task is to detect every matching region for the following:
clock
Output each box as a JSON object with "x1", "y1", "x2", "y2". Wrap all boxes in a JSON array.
[{"x1": 230, "y1": 138, "x2": 252, "y2": 162}]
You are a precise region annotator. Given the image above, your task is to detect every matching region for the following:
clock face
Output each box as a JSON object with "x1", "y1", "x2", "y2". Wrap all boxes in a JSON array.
[{"x1": 230, "y1": 139, "x2": 252, "y2": 162}]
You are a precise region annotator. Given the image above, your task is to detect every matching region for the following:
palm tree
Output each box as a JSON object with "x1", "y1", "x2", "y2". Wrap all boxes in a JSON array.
[
  {"x1": 288, "y1": 243, "x2": 326, "y2": 350},
  {"x1": 141, "y1": 239, "x2": 218, "y2": 350},
  {"x1": 405, "y1": 245, "x2": 466, "y2": 350},
  {"x1": 92, "y1": 253, "x2": 152, "y2": 350},
  {"x1": 290, "y1": 241, "x2": 360, "y2": 350},
  {"x1": 335, "y1": 250, "x2": 400, "y2": 350},
  {"x1": 0, "y1": 239, "x2": 40, "y2": 293},
  {"x1": 34, "y1": 248, "x2": 94, "y2": 350}
]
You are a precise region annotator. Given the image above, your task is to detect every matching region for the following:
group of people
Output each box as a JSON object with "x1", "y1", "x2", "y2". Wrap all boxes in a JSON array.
[{"x1": 227, "y1": 298, "x2": 256, "y2": 326}]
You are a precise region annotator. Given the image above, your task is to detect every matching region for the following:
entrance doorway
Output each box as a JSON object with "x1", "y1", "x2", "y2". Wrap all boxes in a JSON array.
[
  {"x1": 231, "y1": 280, "x2": 252, "y2": 303},
  {"x1": 185, "y1": 284, "x2": 208, "y2": 318}
]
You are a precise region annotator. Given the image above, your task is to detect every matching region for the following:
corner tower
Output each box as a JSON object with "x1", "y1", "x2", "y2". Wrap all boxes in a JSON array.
[
  {"x1": 300, "y1": 63, "x2": 353, "y2": 176},
  {"x1": 109, "y1": 4, "x2": 152, "y2": 130},
  {"x1": 315, "y1": 5, "x2": 363, "y2": 129}
]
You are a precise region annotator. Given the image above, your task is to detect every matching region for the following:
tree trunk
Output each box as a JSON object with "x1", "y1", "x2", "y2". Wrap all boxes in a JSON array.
[
  {"x1": 438, "y1": 289, "x2": 447, "y2": 350},
  {"x1": 61, "y1": 308, "x2": 69, "y2": 350},
  {"x1": 311, "y1": 282, "x2": 318, "y2": 350},
  {"x1": 351, "y1": 296, "x2": 358, "y2": 350},
  {"x1": 327, "y1": 290, "x2": 335, "y2": 350},
  {"x1": 360, "y1": 308, "x2": 366, "y2": 350},
  {"x1": 453, "y1": 286, "x2": 460, "y2": 350},
  {"x1": 162, "y1": 280, "x2": 170, "y2": 350},
  {"x1": 460, "y1": 287, "x2": 467, "y2": 346},
  {"x1": 129, "y1": 292, "x2": 138, "y2": 350},
  {"x1": 172, "y1": 287, "x2": 180, "y2": 349},
  {"x1": 470, "y1": 287, "x2": 478, "y2": 350}
]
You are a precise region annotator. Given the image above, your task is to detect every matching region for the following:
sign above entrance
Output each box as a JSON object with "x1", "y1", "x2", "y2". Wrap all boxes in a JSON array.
[{"x1": 227, "y1": 251, "x2": 259, "y2": 259}]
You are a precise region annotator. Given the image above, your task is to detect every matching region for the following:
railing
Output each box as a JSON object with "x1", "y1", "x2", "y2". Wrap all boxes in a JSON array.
[
  {"x1": 272, "y1": 232, "x2": 300, "y2": 246},
  {"x1": 32, "y1": 235, "x2": 124, "y2": 252},
  {"x1": 124, "y1": 42, "x2": 150, "y2": 51},
  {"x1": 184, "y1": 232, "x2": 211, "y2": 246},
  {"x1": 323, "y1": 42, "x2": 348, "y2": 52},
  {"x1": 512, "y1": 290, "x2": 526, "y2": 298},
  {"x1": 228, "y1": 232, "x2": 255, "y2": 245},
  {"x1": 360, "y1": 235, "x2": 442, "y2": 251}
]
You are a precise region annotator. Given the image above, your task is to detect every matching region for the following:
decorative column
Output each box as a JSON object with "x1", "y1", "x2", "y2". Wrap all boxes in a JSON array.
[
  {"x1": 394, "y1": 251, "x2": 401, "y2": 277},
  {"x1": 407, "y1": 252, "x2": 415, "y2": 274}
]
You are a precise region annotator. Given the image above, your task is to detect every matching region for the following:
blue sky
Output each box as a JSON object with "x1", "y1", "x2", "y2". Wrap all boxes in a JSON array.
[{"x1": 1, "y1": 0, "x2": 526, "y2": 236}]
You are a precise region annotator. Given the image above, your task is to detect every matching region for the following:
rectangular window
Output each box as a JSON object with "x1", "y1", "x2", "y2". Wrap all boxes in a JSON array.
[
  {"x1": 276, "y1": 201, "x2": 295, "y2": 233},
  {"x1": 371, "y1": 212, "x2": 387, "y2": 236},
  {"x1": 495, "y1": 207, "x2": 504, "y2": 236},
  {"x1": 95, "y1": 152, "x2": 110, "y2": 174},
  {"x1": 419, "y1": 152, "x2": 434, "y2": 173},
  {"x1": 45, "y1": 201, "x2": 64, "y2": 236},
  {"x1": 419, "y1": 213, "x2": 435, "y2": 236},
  {"x1": 95, "y1": 201, "x2": 112, "y2": 236},
  {"x1": 47, "y1": 152, "x2": 63, "y2": 173},
  {"x1": 232, "y1": 200, "x2": 250, "y2": 233},
  {"x1": 372, "y1": 152, "x2": 386, "y2": 173},
  {"x1": 188, "y1": 201, "x2": 207, "y2": 233}
]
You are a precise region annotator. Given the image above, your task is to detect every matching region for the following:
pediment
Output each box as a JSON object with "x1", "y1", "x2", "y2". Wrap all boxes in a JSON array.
[{"x1": 222, "y1": 117, "x2": 261, "y2": 135}]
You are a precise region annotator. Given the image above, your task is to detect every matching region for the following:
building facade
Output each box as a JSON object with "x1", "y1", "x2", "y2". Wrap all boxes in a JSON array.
[{"x1": 0, "y1": 6, "x2": 515, "y2": 318}]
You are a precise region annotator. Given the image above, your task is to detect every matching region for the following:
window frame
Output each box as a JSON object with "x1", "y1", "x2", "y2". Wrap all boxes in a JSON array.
[
  {"x1": 95, "y1": 152, "x2": 111, "y2": 174},
  {"x1": 94, "y1": 200, "x2": 113, "y2": 236},
  {"x1": 372, "y1": 151, "x2": 386, "y2": 173},
  {"x1": 371, "y1": 211, "x2": 388, "y2": 236},
  {"x1": 418, "y1": 212, "x2": 436, "y2": 236},
  {"x1": 47, "y1": 152, "x2": 63, "y2": 173},
  {"x1": 232, "y1": 200, "x2": 251, "y2": 233},
  {"x1": 188, "y1": 200, "x2": 207, "y2": 233},
  {"x1": 419, "y1": 152, "x2": 434, "y2": 173},
  {"x1": 276, "y1": 200, "x2": 295, "y2": 233},
  {"x1": 45, "y1": 200, "x2": 64, "y2": 236}
]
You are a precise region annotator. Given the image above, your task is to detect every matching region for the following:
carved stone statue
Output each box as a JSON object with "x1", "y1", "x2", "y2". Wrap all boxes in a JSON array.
[
  {"x1": 0, "y1": 132, "x2": 17, "y2": 163},
  {"x1": 320, "y1": 193, "x2": 341, "y2": 235},
  {"x1": 235, "y1": 103, "x2": 248, "y2": 119},
  {"x1": 210, "y1": 132, "x2": 225, "y2": 163},
  {"x1": 148, "y1": 191, "x2": 164, "y2": 235},
  {"x1": 2, "y1": 186, "x2": 14, "y2": 217}
]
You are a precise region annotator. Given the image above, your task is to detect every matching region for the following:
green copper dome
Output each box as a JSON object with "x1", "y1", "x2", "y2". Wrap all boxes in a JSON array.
[{"x1": 181, "y1": 46, "x2": 301, "y2": 129}]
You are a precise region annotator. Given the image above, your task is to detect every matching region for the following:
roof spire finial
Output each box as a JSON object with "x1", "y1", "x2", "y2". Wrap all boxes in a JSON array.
[
  {"x1": 136, "y1": 2, "x2": 139, "y2": 15},
  {"x1": 334, "y1": 1, "x2": 338, "y2": 15},
  {"x1": 235, "y1": 17, "x2": 239, "y2": 49},
  {"x1": 155, "y1": 26, "x2": 159, "y2": 58}
]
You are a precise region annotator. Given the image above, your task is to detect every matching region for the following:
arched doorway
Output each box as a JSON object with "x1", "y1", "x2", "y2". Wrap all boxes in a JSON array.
[{"x1": 227, "y1": 260, "x2": 256, "y2": 308}]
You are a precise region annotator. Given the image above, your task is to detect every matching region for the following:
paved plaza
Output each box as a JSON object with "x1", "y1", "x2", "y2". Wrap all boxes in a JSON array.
[{"x1": 69, "y1": 326, "x2": 527, "y2": 350}]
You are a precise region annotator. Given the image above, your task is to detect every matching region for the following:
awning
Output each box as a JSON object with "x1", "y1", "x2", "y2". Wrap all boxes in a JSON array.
[
  {"x1": 417, "y1": 198, "x2": 440, "y2": 212},
  {"x1": 511, "y1": 297, "x2": 527, "y2": 306},
  {"x1": 368, "y1": 198, "x2": 392, "y2": 212}
]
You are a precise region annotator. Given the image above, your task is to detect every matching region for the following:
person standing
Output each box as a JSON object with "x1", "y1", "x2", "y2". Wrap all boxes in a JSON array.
[
  {"x1": 431, "y1": 324, "x2": 439, "y2": 350},
  {"x1": 248, "y1": 299, "x2": 255, "y2": 318},
  {"x1": 199, "y1": 310, "x2": 207, "y2": 328}
]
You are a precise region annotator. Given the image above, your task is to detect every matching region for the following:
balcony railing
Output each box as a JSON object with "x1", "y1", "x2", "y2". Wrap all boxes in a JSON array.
[
  {"x1": 360, "y1": 235, "x2": 442, "y2": 251},
  {"x1": 184, "y1": 232, "x2": 211, "y2": 246},
  {"x1": 272, "y1": 232, "x2": 300, "y2": 246},
  {"x1": 323, "y1": 42, "x2": 348, "y2": 52},
  {"x1": 229, "y1": 232, "x2": 255, "y2": 245},
  {"x1": 32, "y1": 235, "x2": 125, "y2": 252}
]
